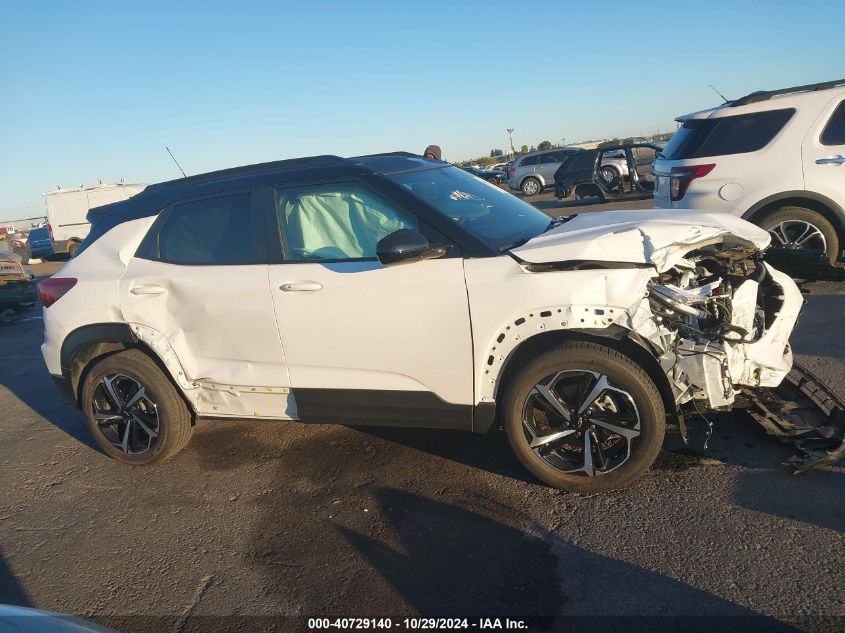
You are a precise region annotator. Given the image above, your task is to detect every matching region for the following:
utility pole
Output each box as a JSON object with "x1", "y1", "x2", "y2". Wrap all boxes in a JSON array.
[{"x1": 506, "y1": 128, "x2": 515, "y2": 159}]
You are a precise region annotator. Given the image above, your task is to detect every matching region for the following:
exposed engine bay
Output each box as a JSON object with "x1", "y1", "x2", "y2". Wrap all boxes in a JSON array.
[{"x1": 645, "y1": 243, "x2": 798, "y2": 409}]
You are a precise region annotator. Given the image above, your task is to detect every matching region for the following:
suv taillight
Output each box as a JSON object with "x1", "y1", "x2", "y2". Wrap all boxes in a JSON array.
[
  {"x1": 47, "y1": 223, "x2": 54, "y2": 242},
  {"x1": 670, "y1": 164, "x2": 715, "y2": 201},
  {"x1": 507, "y1": 166, "x2": 515, "y2": 176},
  {"x1": 38, "y1": 277, "x2": 77, "y2": 308}
]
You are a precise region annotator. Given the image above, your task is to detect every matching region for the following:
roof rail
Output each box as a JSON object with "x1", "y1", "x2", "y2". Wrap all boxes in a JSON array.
[{"x1": 730, "y1": 78, "x2": 845, "y2": 107}]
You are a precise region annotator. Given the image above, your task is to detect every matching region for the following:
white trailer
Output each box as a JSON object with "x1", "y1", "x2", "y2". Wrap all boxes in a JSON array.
[{"x1": 43, "y1": 182, "x2": 146, "y2": 255}]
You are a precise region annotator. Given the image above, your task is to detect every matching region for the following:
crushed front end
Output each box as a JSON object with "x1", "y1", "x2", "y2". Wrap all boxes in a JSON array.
[{"x1": 641, "y1": 245, "x2": 803, "y2": 408}]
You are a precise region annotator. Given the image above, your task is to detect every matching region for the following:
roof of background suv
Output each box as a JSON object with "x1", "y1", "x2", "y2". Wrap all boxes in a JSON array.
[
  {"x1": 679, "y1": 78, "x2": 845, "y2": 121},
  {"x1": 514, "y1": 147, "x2": 578, "y2": 163}
]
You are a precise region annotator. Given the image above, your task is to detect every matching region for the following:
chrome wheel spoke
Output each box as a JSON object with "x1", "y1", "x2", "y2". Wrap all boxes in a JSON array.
[
  {"x1": 530, "y1": 384, "x2": 571, "y2": 420},
  {"x1": 590, "y1": 416, "x2": 640, "y2": 439},
  {"x1": 529, "y1": 427, "x2": 576, "y2": 450},
  {"x1": 94, "y1": 412, "x2": 125, "y2": 425},
  {"x1": 120, "y1": 417, "x2": 133, "y2": 453},
  {"x1": 580, "y1": 432, "x2": 595, "y2": 476},
  {"x1": 132, "y1": 412, "x2": 159, "y2": 439},
  {"x1": 124, "y1": 385, "x2": 147, "y2": 409},
  {"x1": 101, "y1": 375, "x2": 124, "y2": 409},
  {"x1": 577, "y1": 373, "x2": 609, "y2": 414}
]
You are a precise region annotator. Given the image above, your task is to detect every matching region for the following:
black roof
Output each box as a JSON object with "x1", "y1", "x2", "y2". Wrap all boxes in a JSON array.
[
  {"x1": 730, "y1": 78, "x2": 845, "y2": 107},
  {"x1": 78, "y1": 151, "x2": 440, "y2": 257},
  {"x1": 87, "y1": 151, "x2": 433, "y2": 224}
]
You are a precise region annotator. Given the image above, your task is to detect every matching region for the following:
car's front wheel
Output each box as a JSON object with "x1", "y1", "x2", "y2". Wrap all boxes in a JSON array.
[
  {"x1": 503, "y1": 342, "x2": 665, "y2": 492},
  {"x1": 759, "y1": 206, "x2": 839, "y2": 265},
  {"x1": 81, "y1": 349, "x2": 193, "y2": 465},
  {"x1": 521, "y1": 177, "x2": 541, "y2": 197}
]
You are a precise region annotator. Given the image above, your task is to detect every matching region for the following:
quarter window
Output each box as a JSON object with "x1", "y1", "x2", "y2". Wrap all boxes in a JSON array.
[
  {"x1": 661, "y1": 108, "x2": 795, "y2": 159},
  {"x1": 821, "y1": 101, "x2": 845, "y2": 146},
  {"x1": 275, "y1": 183, "x2": 417, "y2": 262},
  {"x1": 158, "y1": 193, "x2": 255, "y2": 265}
]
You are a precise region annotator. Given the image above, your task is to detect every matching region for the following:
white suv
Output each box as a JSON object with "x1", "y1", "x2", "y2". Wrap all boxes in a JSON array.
[
  {"x1": 654, "y1": 79, "x2": 845, "y2": 267},
  {"x1": 40, "y1": 153, "x2": 803, "y2": 492}
]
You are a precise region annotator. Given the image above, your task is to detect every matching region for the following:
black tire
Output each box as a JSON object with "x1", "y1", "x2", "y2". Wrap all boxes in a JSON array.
[
  {"x1": 502, "y1": 341, "x2": 665, "y2": 493},
  {"x1": 758, "y1": 206, "x2": 839, "y2": 264},
  {"x1": 81, "y1": 349, "x2": 193, "y2": 465},
  {"x1": 67, "y1": 241, "x2": 80, "y2": 258},
  {"x1": 487, "y1": 177, "x2": 498, "y2": 184},
  {"x1": 521, "y1": 177, "x2": 541, "y2": 197}
]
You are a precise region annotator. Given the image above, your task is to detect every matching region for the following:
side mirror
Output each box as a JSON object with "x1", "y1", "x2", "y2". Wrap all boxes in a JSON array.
[{"x1": 376, "y1": 229, "x2": 452, "y2": 266}]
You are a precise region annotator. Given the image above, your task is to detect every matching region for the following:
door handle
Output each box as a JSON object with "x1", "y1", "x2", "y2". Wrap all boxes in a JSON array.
[
  {"x1": 130, "y1": 284, "x2": 166, "y2": 296},
  {"x1": 280, "y1": 281, "x2": 322, "y2": 292},
  {"x1": 816, "y1": 155, "x2": 845, "y2": 165}
]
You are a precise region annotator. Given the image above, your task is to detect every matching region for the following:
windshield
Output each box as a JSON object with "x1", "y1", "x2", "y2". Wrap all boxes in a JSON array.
[{"x1": 386, "y1": 166, "x2": 551, "y2": 251}]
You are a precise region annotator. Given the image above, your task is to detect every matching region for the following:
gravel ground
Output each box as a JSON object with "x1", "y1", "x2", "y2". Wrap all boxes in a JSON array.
[{"x1": 0, "y1": 208, "x2": 843, "y2": 632}]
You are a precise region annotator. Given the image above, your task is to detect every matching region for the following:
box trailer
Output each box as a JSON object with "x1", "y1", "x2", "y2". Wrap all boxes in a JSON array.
[{"x1": 43, "y1": 182, "x2": 146, "y2": 255}]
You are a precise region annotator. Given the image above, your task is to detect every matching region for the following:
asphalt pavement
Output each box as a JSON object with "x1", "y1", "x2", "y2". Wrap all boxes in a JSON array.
[{"x1": 0, "y1": 199, "x2": 843, "y2": 632}]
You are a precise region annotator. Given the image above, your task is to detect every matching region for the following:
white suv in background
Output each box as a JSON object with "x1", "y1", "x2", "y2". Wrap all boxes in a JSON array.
[
  {"x1": 40, "y1": 153, "x2": 803, "y2": 493},
  {"x1": 654, "y1": 79, "x2": 845, "y2": 266}
]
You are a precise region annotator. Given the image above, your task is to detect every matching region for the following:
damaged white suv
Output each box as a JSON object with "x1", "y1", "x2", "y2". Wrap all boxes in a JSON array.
[{"x1": 40, "y1": 153, "x2": 803, "y2": 492}]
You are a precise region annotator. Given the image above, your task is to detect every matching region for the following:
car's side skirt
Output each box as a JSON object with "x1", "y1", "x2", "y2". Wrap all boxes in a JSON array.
[{"x1": 294, "y1": 388, "x2": 478, "y2": 432}]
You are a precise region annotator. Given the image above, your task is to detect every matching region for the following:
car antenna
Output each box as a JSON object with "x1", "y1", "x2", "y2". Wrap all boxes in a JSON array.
[
  {"x1": 165, "y1": 146, "x2": 188, "y2": 178},
  {"x1": 708, "y1": 83, "x2": 729, "y2": 104}
]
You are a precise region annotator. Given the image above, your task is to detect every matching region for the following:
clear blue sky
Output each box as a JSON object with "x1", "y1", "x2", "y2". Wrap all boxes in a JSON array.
[{"x1": 1, "y1": 0, "x2": 843, "y2": 222}]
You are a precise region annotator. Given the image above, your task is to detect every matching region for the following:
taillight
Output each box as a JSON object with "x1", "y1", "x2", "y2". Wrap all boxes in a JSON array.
[
  {"x1": 38, "y1": 277, "x2": 77, "y2": 308},
  {"x1": 47, "y1": 223, "x2": 54, "y2": 242},
  {"x1": 670, "y1": 164, "x2": 715, "y2": 201},
  {"x1": 508, "y1": 167, "x2": 515, "y2": 176}
]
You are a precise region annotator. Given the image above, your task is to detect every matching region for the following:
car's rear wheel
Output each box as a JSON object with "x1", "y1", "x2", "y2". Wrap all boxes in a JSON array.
[
  {"x1": 81, "y1": 349, "x2": 193, "y2": 465},
  {"x1": 521, "y1": 177, "x2": 541, "y2": 197},
  {"x1": 599, "y1": 166, "x2": 618, "y2": 184},
  {"x1": 759, "y1": 207, "x2": 838, "y2": 264},
  {"x1": 503, "y1": 342, "x2": 665, "y2": 492}
]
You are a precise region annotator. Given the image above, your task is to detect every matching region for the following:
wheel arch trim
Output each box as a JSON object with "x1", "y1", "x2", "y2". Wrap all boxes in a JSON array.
[{"x1": 477, "y1": 311, "x2": 677, "y2": 432}]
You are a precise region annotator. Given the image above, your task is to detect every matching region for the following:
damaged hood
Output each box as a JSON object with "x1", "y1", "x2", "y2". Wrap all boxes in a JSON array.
[{"x1": 511, "y1": 209, "x2": 771, "y2": 272}]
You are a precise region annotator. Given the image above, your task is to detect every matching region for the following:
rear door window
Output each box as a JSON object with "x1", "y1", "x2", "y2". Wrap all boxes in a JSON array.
[
  {"x1": 519, "y1": 155, "x2": 539, "y2": 166},
  {"x1": 157, "y1": 192, "x2": 257, "y2": 265},
  {"x1": 821, "y1": 101, "x2": 845, "y2": 146},
  {"x1": 662, "y1": 108, "x2": 795, "y2": 159}
]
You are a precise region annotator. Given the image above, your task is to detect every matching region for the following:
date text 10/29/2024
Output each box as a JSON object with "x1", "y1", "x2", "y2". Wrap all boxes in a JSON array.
[{"x1": 308, "y1": 618, "x2": 529, "y2": 630}]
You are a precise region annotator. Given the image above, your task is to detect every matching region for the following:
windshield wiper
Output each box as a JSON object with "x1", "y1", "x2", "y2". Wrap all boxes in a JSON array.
[
  {"x1": 498, "y1": 236, "x2": 533, "y2": 252},
  {"x1": 544, "y1": 214, "x2": 575, "y2": 233}
]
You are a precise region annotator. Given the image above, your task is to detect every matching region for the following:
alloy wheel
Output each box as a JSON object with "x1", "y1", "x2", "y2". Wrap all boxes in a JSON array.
[
  {"x1": 92, "y1": 374, "x2": 160, "y2": 455},
  {"x1": 600, "y1": 167, "x2": 616, "y2": 183},
  {"x1": 522, "y1": 180, "x2": 539, "y2": 195},
  {"x1": 521, "y1": 369, "x2": 641, "y2": 476},
  {"x1": 768, "y1": 220, "x2": 827, "y2": 252}
]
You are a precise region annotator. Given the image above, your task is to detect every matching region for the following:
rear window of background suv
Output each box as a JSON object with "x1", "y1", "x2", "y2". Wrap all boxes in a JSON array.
[{"x1": 661, "y1": 108, "x2": 795, "y2": 160}]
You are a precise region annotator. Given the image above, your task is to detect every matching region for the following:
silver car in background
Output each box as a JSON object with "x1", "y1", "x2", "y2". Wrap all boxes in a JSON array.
[{"x1": 507, "y1": 148, "x2": 578, "y2": 196}]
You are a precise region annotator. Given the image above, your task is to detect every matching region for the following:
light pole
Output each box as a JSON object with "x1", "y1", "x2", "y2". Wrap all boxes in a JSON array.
[{"x1": 506, "y1": 128, "x2": 515, "y2": 159}]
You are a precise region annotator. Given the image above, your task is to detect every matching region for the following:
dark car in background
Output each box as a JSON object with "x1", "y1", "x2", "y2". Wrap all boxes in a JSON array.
[
  {"x1": 554, "y1": 142, "x2": 662, "y2": 202},
  {"x1": 27, "y1": 224, "x2": 56, "y2": 260},
  {"x1": 462, "y1": 166, "x2": 507, "y2": 185}
]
